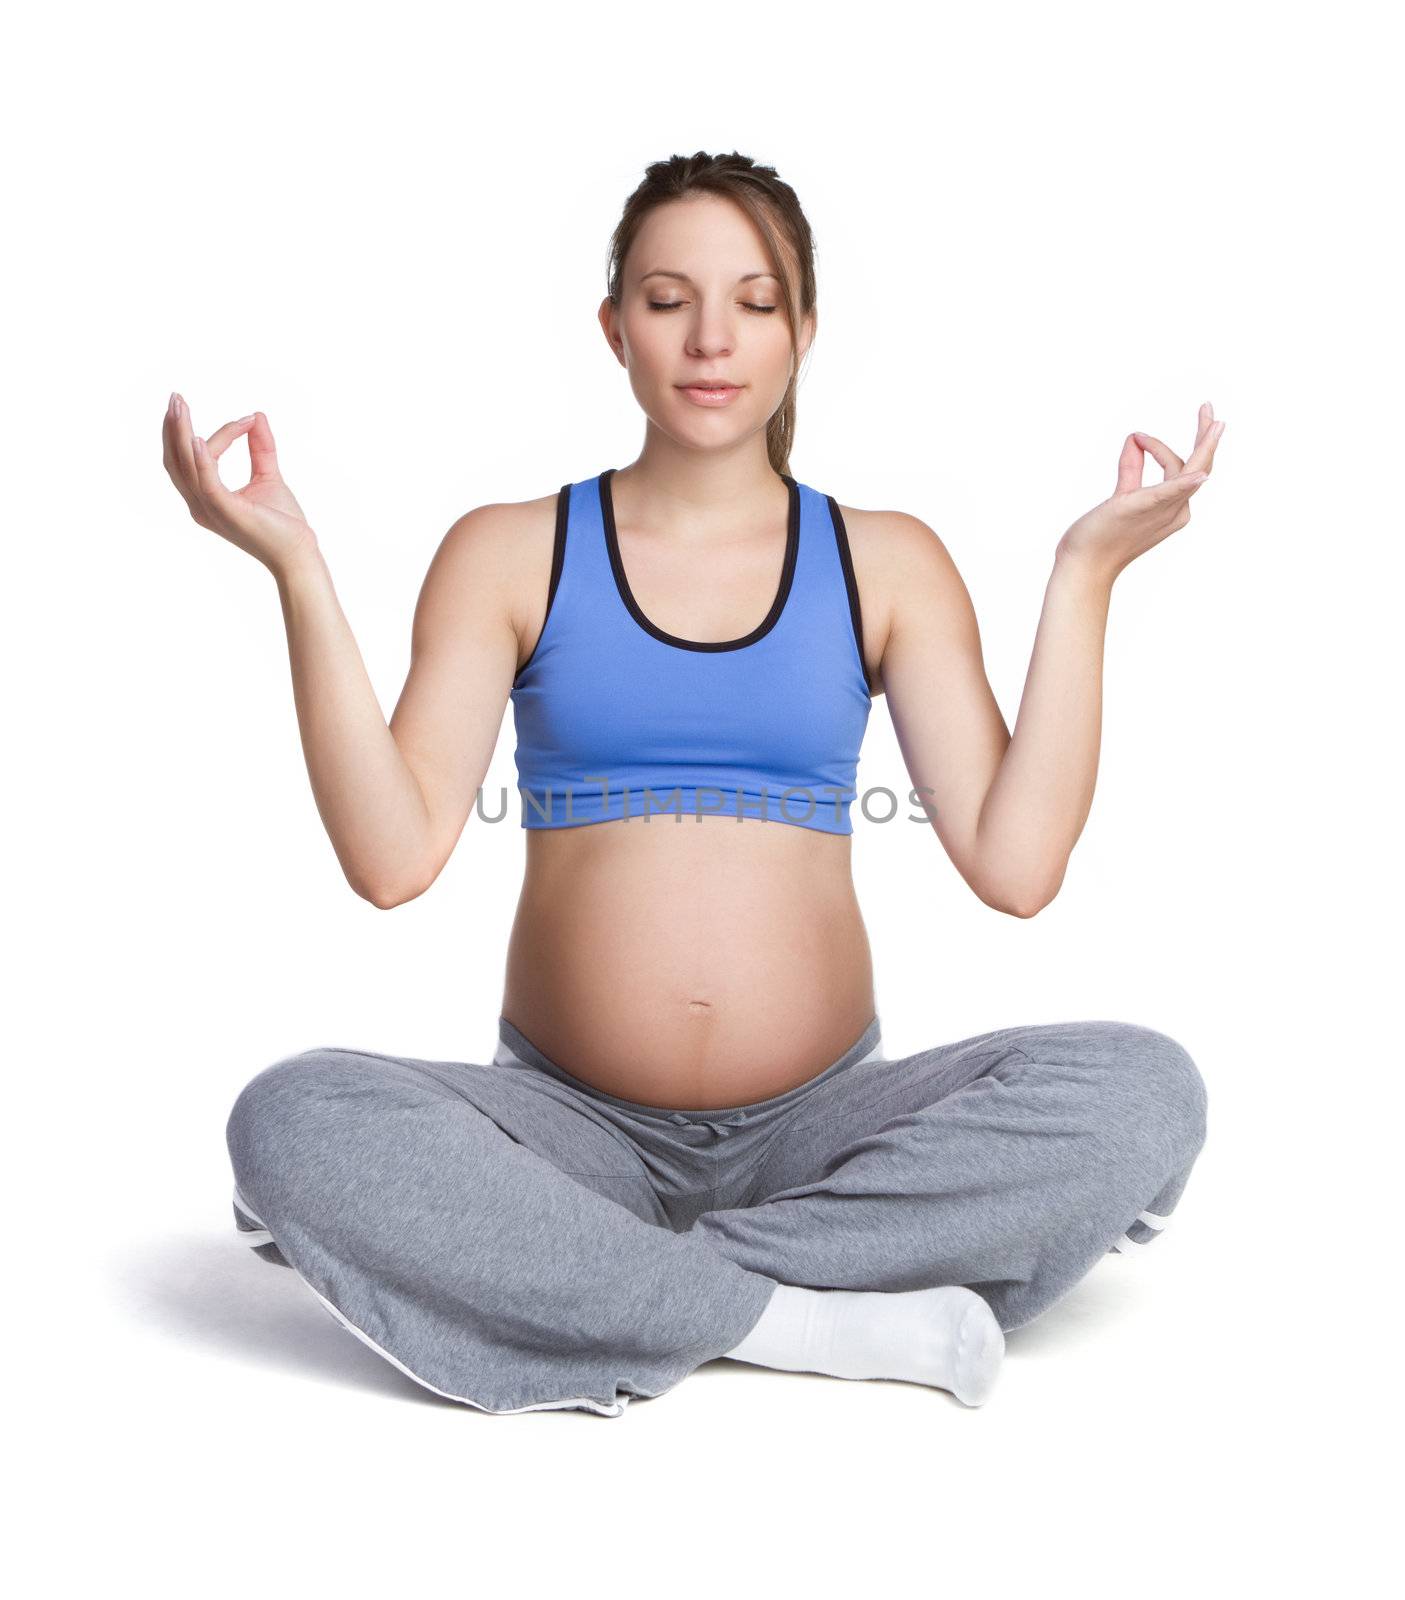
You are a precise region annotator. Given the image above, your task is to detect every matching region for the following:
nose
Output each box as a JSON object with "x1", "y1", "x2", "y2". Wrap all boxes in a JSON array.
[{"x1": 685, "y1": 309, "x2": 735, "y2": 361}]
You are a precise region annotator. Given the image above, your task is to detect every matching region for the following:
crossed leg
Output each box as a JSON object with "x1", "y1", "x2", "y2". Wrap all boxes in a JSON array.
[
  {"x1": 226, "y1": 1044, "x2": 776, "y2": 1415},
  {"x1": 225, "y1": 1018, "x2": 1207, "y2": 1414},
  {"x1": 690, "y1": 1018, "x2": 1209, "y2": 1334}
]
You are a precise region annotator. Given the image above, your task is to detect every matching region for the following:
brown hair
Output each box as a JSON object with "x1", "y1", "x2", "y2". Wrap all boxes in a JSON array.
[{"x1": 605, "y1": 151, "x2": 817, "y2": 478}]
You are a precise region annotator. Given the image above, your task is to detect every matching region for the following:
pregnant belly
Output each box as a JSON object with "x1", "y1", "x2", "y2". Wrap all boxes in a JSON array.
[{"x1": 501, "y1": 818, "x2": 877, "y2": 1110}]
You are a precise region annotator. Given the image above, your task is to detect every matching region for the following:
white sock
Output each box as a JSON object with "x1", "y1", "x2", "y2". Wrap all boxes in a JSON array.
[{"x1": 723, "y1": 1281, "x2": 1005, "y2": 1406}]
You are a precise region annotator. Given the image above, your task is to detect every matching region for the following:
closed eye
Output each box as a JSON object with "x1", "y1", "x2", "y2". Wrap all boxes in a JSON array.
[{"x1": 647, "y1": 301, "x2": 778, "y2": 314}]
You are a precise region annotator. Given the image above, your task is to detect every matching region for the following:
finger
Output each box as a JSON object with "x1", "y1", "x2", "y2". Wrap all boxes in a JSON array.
[
  {"x1": 162, "y1": 393, "x2": 191, "y2": 494},
  {"x1": 1115, "y1": 433, "x2": 1145, "y2": 495},
  {"x1": 1186, "y1": 413, "x2": 1226, "y2": 475},
  {"x1": 1190, "y1": 401, "x2": 1213, "y2": 452},
  {"x1": 188, "y1": 430, "x2": 240, "y2": 518},
  {"x1": 205, "y1": 413, "x2": 257, "y2": 465},
  {"x1": 168, "y1": 392, "x2": 202, "y2": 499},
  {"x1": 162, "y1": 404, "x2": 201, "y2": 518},
  {"x1": 1131, "y1": 432, "x2": 1185, "y2": 480},
  {"x1": 162, "y1": 391, "x2": 183, "y2": 476}
]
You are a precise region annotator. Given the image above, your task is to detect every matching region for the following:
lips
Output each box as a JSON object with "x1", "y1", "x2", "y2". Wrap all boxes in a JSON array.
[{"x1": 677, "y1": 382, "x2": 745, "y2": 408}]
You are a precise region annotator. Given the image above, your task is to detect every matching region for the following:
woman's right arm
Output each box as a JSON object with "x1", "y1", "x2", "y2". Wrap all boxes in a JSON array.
[{"x1": 162, "y1": 394, "x2": 520, "y2": 907}]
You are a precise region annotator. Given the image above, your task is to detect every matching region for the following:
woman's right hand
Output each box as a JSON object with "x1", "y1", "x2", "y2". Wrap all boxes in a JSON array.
[{"x1": 162, "y1": 392, "x2": 320, "y2": 575}]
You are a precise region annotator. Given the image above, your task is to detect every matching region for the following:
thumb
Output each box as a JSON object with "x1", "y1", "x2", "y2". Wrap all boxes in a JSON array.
[
  {"x1": 246, "y1": 411, "x2": 282, "y2": 480},
  {"x1": 1151, "y1": 469, "x2": 1208, "y2": 501}
]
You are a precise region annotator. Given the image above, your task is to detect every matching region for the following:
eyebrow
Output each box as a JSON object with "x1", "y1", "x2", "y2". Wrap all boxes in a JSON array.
[{"x1": 638, "y1": 269, "x2": 780, "y2": 285}]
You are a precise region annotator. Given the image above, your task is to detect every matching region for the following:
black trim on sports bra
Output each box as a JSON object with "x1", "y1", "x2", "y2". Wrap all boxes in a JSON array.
[
  {"x1": 512, "y1": 483, "x2": 571, "y2": 689},
  {"x1": 598, "y1": 466, "x2": 801, "y2": 653},
  {"x1": 826, "y1": 495, "x2": 875, "y2": 698}
]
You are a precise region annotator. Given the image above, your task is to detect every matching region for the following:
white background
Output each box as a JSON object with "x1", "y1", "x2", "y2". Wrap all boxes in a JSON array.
[{"x1": 8, "y1": 0, "x2": 1399, "y2": 1593}]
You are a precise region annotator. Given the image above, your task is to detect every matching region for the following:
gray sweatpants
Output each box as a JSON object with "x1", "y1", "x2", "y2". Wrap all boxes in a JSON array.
[{"x1": 226, "y1": 1013, "x2": 1208, "y2": 1416}]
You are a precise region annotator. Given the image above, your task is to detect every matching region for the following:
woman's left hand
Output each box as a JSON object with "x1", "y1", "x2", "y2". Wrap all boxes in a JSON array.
[{"x1": 1056, "y1": 401, "x2": 1226, "y2": 582}]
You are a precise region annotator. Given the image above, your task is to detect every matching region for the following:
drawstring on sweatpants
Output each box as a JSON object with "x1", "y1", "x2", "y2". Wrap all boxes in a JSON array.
[{"x1": 667, "y1": 1109, "x2": 750, "y2": 1135}]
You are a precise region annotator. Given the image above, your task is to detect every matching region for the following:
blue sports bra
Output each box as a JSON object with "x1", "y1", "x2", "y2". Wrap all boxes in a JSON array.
[{"x1": 509, "y1": 468, "x2": 873, "y2": 834}]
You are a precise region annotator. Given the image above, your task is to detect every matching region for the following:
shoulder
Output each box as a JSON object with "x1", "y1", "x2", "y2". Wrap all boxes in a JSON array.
[
  {"x1": 415, "y1": 489, "x2": 564, "y2": 652},
  {"x1": 434, "y1": 489, "x2": 562, "y2": 574},
  {"x1": 832, "y1": 501, "x2": 960, "y2": 581},
  {"x1": 830, "y1": 500, "x2": 971, "y2": 637},
  {"x1": 429, "y1": 487, "x2": 563, "y2": 593}
]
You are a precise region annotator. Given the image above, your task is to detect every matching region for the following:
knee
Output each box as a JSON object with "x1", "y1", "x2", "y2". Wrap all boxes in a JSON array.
[
  {"x1": 1087, "y1": 1022, "x2": 1208, "y2": 1167},
  {"x1": 225, "y1": 1047, "x2": 368, "y2": 1200}
]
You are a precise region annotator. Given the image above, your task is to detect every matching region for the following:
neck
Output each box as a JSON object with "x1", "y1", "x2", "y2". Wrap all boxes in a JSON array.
[{"x1": 614, "y1": 431, "x2": 786, "y2": 524}]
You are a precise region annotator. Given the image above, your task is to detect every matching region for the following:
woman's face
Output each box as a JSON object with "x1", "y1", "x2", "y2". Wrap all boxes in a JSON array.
[{"x1": 599, "y1": 192, "x2": 814, "y2": 454}]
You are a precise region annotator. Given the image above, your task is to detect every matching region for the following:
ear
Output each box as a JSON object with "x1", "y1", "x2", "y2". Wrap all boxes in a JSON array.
[
  {"x1": 598, "y1": 296, "x2": 626, "y2": 366},
  {"x1": 796, "y1": 307, "x2": 817, "y2": 365}
]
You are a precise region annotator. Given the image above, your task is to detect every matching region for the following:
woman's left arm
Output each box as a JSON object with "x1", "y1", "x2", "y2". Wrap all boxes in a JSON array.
[{"x1": 879, "y1": 402, "x2": 1225, "y2": 916}]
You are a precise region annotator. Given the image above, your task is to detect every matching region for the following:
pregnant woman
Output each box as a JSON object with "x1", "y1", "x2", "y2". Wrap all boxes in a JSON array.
[{"x1": 165, "y1": 151, "x2": 1220, "y2": 1417}]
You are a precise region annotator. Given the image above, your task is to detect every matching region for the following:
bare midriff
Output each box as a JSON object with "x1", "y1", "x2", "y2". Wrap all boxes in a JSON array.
[{"x1": 500, "y1": 815, "x2": 877, "y2": 1111}]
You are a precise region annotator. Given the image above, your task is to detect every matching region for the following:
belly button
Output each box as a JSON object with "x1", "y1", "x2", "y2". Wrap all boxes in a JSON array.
[{"x1": 686, "y1": 999, "x2": 713, "y2": 1013}]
